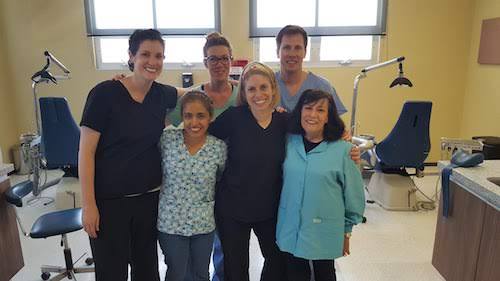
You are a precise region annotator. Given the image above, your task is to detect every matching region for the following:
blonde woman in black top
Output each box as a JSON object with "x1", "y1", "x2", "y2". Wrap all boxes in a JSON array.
[{"x1": 209, "y1": 62, "x2": 288, "y2": 281}]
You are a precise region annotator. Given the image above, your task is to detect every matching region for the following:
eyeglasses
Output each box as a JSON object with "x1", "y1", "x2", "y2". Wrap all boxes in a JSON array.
[{"x1": 204, "y1": 55, "x2": 232, "y2": 65}]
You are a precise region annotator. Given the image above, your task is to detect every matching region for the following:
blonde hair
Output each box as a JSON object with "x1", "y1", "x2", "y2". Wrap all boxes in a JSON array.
[{"x1": 237, "y1": 61, "x2": 280, "y2": 108}]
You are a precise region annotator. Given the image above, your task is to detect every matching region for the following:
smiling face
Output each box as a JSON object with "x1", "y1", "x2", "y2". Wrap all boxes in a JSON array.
[
  {"x1": 278, "y1": 33, "x2": 306, "y2": 73},
  {"x1": 182, "y1": 100, "x2": 211, "y2": 139},
  {"x1": 301, "y1": 98, "x2": 329, "y2": 139},
  {"x1": 129, "y1": 39, "x2": 165, "y2": 81},
  {"x1": 205, "y1": 45, "x2": 231, "y2": 82},
  {"x1": 243, "y1": 74, "x2": 275, "y2": 113}
]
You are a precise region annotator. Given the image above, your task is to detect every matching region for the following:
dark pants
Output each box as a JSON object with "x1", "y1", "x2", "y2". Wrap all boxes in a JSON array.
[
  {"x1": 216, "y1": 215, "x2": 286, "y2": 281},
  {"x1": 159, "y1": 231, "x2": 215, "y2": 281},
  {"x1": 184, "y1": 231, "x2": 225, "y2": 281},
  {"x1": 90, "y1": 192, "x2": 160, "y2": 281},
  {"x1": 284, "y1": 252, "x2": 336, "y2": 281}
]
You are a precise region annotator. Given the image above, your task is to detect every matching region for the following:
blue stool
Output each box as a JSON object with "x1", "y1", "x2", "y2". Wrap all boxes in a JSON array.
[{"x1": 5, "y1": 180, "x2": 94, "y2": 280}]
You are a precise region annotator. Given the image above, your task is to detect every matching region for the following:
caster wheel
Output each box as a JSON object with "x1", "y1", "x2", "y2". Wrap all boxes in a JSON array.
[
  {"x1": 362, "y1": 216, "x2": 367, "y2": 223},
  {"x1": 41, "y1": 272, "x2": 50, "y2": 280},
  {"x1": 85, "y1": 257, "x2": 94, "y2": 265}
]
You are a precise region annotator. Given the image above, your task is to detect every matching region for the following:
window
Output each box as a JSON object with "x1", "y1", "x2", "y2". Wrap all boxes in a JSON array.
[
  {"x1": 251, "y1": 0, "x2": 387, "y2": 67},
  {"x1": 84, "y1": 0, "x2": 220, "y2": 69}
]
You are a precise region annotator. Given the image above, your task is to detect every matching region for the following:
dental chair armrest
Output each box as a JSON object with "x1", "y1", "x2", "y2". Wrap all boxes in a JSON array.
[{"x1": 5, "y1": 180, "x2": 34, "y2": 207}]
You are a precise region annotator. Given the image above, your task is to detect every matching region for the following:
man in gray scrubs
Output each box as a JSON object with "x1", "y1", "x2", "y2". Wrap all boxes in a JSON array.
[{"x1": 275, "y1": 25, "x2": 347, "y2": 114}]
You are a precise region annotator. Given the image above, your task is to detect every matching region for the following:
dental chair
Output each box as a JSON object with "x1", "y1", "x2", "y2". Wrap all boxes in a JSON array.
[
  {"x1": 4, "y1": 181, "x2": 94, "y2": 280},
  {"x1": 8, "y1": 98, "x2": 80, "y2": 206},
  {"x1": 39, "y1": 97, "x2": 82, "y2": 209},
  {"x1": 367, "y1": 101, "x2": 432, "y2": 211},
  {"x1": 39, "y1": 97, "x2": 80, "y2": 176}
]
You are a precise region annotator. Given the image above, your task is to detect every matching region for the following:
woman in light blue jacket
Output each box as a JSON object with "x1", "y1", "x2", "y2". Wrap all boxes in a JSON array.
[{"x1": 276, "y1": 89, "x2": 365, "y2": 281}]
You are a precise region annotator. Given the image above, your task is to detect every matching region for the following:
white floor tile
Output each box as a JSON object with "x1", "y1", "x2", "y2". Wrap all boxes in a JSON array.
[{"x1": 9, "y1": 170, "x2": 445, "y2": 281}]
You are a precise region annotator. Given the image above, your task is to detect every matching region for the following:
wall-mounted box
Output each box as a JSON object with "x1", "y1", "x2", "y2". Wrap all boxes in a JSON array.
[{"x1": 478, "y1": 17, "x2": 500, "y2": 65}]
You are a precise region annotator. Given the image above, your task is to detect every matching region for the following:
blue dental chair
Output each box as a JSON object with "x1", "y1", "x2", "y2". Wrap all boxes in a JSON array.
[
  {"x1": 3, "y1": 97, "x2": 92, "y2": 280},
  {"x1": 5, "y1": 181, "x2": 94, "y2": 280},
  {"x1": 39, "y1": 97, "x2": 80, "y2": 176},
  {"x1": 367, "y1": 101, "x2": 433, "y2": 211}
]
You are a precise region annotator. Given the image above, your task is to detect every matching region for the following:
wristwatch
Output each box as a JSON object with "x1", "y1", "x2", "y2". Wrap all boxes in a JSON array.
[{"x1": 344, "y1": 232, "x2": 352, "y2": 239}]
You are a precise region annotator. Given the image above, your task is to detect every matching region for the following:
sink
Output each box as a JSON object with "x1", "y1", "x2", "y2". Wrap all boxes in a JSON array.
[{"x1": 487, "y1": 177, "x2": 500, "y2": 187}]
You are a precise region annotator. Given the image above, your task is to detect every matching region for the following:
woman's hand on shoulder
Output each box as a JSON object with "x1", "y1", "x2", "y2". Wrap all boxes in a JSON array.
[
  {"x1": 176, "y1": 87, "x2": 189, "y2": 98},
  {"x1": 274, "y1": 106, "x2": 287, "y2": 113},
  {"x1": 111, "y1": 73, "x2": 127, "y2": 81},
  {"x1": 229, "y1": 79, "x2": 239, "y2": 86},
  {"x1": 341, "y1": 129, "x2": 352, "y2": 141}
]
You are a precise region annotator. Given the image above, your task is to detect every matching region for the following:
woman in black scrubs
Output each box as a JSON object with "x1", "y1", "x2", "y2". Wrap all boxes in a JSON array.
[
  {"x1": 209, "y1": 62, "x2": 288, "y2": 281},
  {"x1": 79, "y1": 29, "x2": 178, "y2": 281}
]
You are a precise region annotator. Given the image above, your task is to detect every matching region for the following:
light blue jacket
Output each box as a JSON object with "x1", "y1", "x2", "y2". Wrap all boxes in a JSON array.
[{"x1": 276, "y1": 134, "x2": 365, "y2": 260}]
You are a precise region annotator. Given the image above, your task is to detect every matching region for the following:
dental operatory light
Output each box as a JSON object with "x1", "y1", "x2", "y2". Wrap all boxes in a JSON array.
[
  {"x1": 31, "y1": 51, "x2": 70, "y2": 84},
  {"x1": 350, "y1": 56, "x2": 413, "y2": 136},
  {"x1": 31, "y1": 51, "x2": 71, "y2": 135},
  {"x1": 25, "y1": 51, "x2": 71, "y2": 202},
  {"x1": 390, "y1": 62, "x2": 413, "y2": 88}
]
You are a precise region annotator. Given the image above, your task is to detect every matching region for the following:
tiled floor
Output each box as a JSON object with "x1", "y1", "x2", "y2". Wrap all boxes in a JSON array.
[{"x1": 9, "y1": 169, "x2": 445, "y2": 281}]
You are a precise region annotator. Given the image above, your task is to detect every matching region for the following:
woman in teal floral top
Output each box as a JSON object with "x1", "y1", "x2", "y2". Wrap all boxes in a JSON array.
[{"x1": 157, "y1": 91, "x2": 227, "y2": 281}]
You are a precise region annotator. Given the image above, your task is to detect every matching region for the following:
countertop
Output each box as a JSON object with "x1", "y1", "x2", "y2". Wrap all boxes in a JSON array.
[
  {"x1": 438, "y1": 160, "x2": 500, "y2": 211},
  {"x1": 0, "y1": 163, "x2": 14, "y2": 179}
]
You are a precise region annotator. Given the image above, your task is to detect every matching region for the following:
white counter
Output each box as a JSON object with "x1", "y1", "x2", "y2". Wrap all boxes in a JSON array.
[
  {"x1": 439, "y1": 160, "x2": 500, "y2": 211},
  {"x1": 0, "y1": 163, "x2": 14, "y2": 182}
]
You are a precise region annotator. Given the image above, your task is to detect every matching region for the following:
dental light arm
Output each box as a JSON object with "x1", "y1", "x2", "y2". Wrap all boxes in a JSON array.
[
  {"x1": 45, "y1": 51, "x2": 70, "y2": 74},
  {"x1": 26, "y1": 51, "x2": 70, "y2": 200},
  {"x1": 362, "y1": 56, "x2": 405, "y2": 73},
  {"x1": 31, "y1": 51, "x2": 71, "y2": 135},
  {"x1": 350, "y1": 56, "x2": 412, "y2": 137}
]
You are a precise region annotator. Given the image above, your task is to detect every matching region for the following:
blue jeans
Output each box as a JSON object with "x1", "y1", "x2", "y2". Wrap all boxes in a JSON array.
[
  {"x1": 184, "y1": 231, "x2": 225, "y2": 281},
  {"x1": 158, "y1": 231, "x2": 215, "y2": 281}
]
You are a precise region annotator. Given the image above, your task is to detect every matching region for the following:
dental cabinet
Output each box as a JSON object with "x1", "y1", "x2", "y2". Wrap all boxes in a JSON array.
[
  {"x1": 433, "y1": 160, "x2": 500, "y2": 281},
  {"x1": 0, "y1": 162, "x2": 24, "y2": 281}
]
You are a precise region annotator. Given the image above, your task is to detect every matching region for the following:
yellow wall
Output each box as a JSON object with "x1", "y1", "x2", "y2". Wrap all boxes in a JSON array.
[
  {"x1": 0, "y1": 0, "x2": 483, "y2": 163},
  {"x1": 461, "y1": 0, "x2": 500, "y2": 138},
  {"x1": 0, "y1": 1, "x2": 19, "y2": 162}
]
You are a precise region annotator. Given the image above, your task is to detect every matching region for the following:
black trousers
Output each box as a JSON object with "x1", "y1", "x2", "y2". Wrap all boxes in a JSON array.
[
  {"x1": 216, "y1": 214, "x2": 286, "y2": 281},
  {"x1": 284, "y1": 252, "x2": 336, "y2": 281},
  {"x1": 90, "y1": 191, "x2": 160, "y2": 281}
]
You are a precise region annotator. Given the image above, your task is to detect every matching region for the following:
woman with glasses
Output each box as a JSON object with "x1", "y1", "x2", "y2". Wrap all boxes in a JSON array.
[
  {"x1": 172, "y1": 32, "x2": 237, "y2": 281},
  {"x1": 111, "y1": 32, "x2": 236, "y2": 281},
  {"x1": 168, "y1": 32, "x2": 238, "y2": 128}
]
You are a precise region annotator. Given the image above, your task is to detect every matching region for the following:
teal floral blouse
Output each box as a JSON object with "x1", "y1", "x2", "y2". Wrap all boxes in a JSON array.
[{"x1": 157, "y1": 128, "x2": 227, "y2": 236}]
